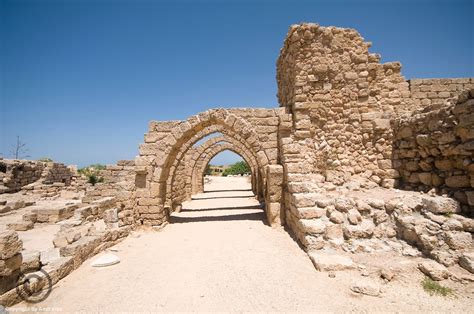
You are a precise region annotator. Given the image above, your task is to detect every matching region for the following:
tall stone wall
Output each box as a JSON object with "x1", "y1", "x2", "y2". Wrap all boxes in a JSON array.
[
  {"x1": 393, "y1": 90, "x2": 474, "y2": 215},
  {"x1": 276, "y1": 23, "x2": 411, "y2": 188}
]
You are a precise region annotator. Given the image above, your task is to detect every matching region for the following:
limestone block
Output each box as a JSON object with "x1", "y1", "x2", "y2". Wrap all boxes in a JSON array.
[
  {"x1": 350, "y1": 280, "x2": 381, "y2": 296},
  {"x1": 20, "y1": 251, "x2": 40, "y2": 273},
  {"x1": 445, "y1": 175, "x2": 470, "y2": 188},
  {"x1": 459, "y1": 252, "x2": 474, "y2": 274},
  {"x1": 444, "y1": 231, "x2": 472, "y2": 250},
  {"x1": 0, "y1": 230, "x2": 23, "y2": 260},
  {"x1": 329, "y1": 211, "x2": 345, "y2": 224},
  {"x1": 308, "y1": 250, "x2": 355, "y2": 271},
  {"x1": 299, "y1": 219, "x2": 326, "y2": 235},
  {"x1": 343, "y1": 220, "x2": 375, "y2": 239},
  {"x1": 422, "y1": 196, "x2": 461, "y2": 214},
  {"x1": 296, "y1": 206, "x2": 326, "y2": 219},
  {"x1": 334, "y1": 198, "x2": 353, "y2": 212},
  {"x1": 0, "y1": 253, "x2": 22, "y2": 277},
  {"x1": 418, "y1": 260, "x2": 449, "y2": 281}
]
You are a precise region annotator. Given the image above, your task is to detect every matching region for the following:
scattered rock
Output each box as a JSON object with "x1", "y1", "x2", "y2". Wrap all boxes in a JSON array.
[
  {"x1": 380, "y1": 268, "x2": 395, "y2": 281},
  {"x1": 90, "y1": 253, "x2": 120, "y2": 267},
  {"x1": 418, "y1": 260, "x2": 449, "y2": 281},
  {"x1": 350, "y1": 280, "x2": 381, "y2": 296},
  {"x1": 308, "y1": 250, "x2": 355, "y2": 271}
]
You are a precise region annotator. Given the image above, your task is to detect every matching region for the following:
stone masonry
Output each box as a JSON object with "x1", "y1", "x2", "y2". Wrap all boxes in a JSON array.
[{"x1": 1, "y1": 22, "x2": 473, "y2": 307}]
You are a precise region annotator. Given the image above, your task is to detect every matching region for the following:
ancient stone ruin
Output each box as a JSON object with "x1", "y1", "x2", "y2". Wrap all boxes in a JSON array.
[{"x1": 1, "y1": 23, "x2": 473, "y2": 306}]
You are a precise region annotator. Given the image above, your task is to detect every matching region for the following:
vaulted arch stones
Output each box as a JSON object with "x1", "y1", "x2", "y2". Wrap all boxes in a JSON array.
[{"x1": 134, "y1": 108, "x2": 286, "y2": 227}]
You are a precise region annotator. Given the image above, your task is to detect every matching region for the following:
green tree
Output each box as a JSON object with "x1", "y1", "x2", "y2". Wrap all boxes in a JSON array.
[
  {"x1": 204, "y1": 164, "x2": 212, "y2": 175},
  {"x1": 222, "y1": 161, "x2": 250, "y2": 176}
]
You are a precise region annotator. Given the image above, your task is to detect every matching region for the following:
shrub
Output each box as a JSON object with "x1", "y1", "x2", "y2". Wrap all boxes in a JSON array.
[
  {"x1": 223, "y1": 161, "x2": 250, "y2": 176},
  {"x1": 38, "y1": 157, "x2": 53, "y2": 162},
  {"x1": 78, "y1": 164, "x2": 106, "y2": 186},
  {"x1": 421, "y1": 277, "x2": 453, "y2": 297}
]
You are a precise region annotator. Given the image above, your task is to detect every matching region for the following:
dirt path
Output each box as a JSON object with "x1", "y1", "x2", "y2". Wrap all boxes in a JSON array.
[{"x1": 13, "y1": 177, "x2": 471, "y2": 312}]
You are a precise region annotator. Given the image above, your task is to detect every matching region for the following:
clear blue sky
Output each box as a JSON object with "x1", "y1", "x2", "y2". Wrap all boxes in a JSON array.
[{"x1": 1, "y1": 0, "x2": 473, "y2": 167}]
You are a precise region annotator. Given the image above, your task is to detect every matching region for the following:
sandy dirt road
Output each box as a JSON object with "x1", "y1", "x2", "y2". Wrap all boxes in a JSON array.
[{"x1": 12, "y1": 177, "x2": 471, "y2": 312}]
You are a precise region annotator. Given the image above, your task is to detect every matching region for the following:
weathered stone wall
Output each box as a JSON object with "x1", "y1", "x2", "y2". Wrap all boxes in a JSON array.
[
  {"x1": 409, "y1": 78, "x2": 474, "y2": 113},
  {"x1": 277, "y1": 23, "x2": 412, "y2": 187},
  {"x1": 393, "y1": 90, "x2": 474, "y2": 215},
  {"x1": 0, "y1": 159, "x2": 73, "y2": 194},
  {"x1": 82, "y1": 160, "x2": 136, "y2": 227},
  {"x1": 275, "y1": 23, "x2": 473, "y2": 262}
]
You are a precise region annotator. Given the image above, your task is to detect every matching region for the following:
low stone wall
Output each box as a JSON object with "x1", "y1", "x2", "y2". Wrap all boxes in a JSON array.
[
  {"x1": 0, "y1": 159, "x2": 73, "y2": 194},
  {"x1": 284, "y1": 188, "x2": 473, "y2": 273},
  {"x1": 0, "y1": 225, "x2": 131, "y2": 307},
  {"x1": 393, "y1": 90, "x2": 474, "y2": 215},
  {"x1": 409, "y1": 78, "x2": 474, "y2": 113},
  {"x1": 0, "y1": 160, "x2": 44, "y2": 194},
  {"x1": 81, "y1": 160, "x2": 136, "y2": 227}
]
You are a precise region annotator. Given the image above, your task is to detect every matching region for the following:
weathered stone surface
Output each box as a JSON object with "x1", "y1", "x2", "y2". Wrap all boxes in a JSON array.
[
  {"x1": 300, "y1": 219, "x2": 326, "y2": 235},
  {"x1": 308, "y1": 250, "x2": 355, "y2": 271},
  {"x1": 422, "y1": 196, "x2": 461, "y2": 214},
  {"x1": 459, "y1": 252, "x2": 474, "y2": 274},
  {"x1": 418, "y1": 260, "x2": 449, "y2": 281},
  {"x1": 20, "y1": 251, "x2": 40, "y2": 272},
  {"x1": 0, "y1": 253, "x2": 22, "y2": 276},
  {"x1": 350, "y1": 280, "x2": 381, "y2": 296},
  {"x1": 0, "y1": 230, "x2": 23, "y2": 260},
  {"x1": 444, "y1": 231, "x2": 472, "y2": 250},
  {"x1": 90, "y1": 253, "x2": 120, "y2": 267},
  {"x1": 343, "y1": 220, "x2": 375, "y2": 239}
]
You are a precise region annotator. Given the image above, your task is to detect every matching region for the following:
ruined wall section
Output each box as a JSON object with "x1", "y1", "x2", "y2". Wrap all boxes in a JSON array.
[
  {"x1": 277, "y1": 23, "x2": 412, "y2": 187},
  {"x1": 0, "y1": 159, "x2": 73, "y2": 194},
  {"x1": 82, "y1": 160, "x2": 136, "y2": 226},
  {"x1": 410, "y1": 78, "x2": 474, "y2": 113},
  {"x1": 393, "y1": 90, "x2": 474, "y2": 215}
]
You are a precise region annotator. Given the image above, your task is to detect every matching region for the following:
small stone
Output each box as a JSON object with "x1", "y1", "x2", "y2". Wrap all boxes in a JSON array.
[
  {"x1": 350, "y1": 280, "x2": 381, "y2": 296},
  {"x1": 380, "y1": 268, "x2": 394, "y2": 281},
  {"x1": 329, "y1": 211, "x2": 345, "y2": 224},
  {"x1": 90, "y1": 253, "x2": 120, "y2": 267}
]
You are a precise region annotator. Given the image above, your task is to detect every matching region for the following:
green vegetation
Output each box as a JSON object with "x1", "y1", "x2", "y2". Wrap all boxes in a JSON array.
[
  {"x1": 421, "y1": 277, "x2": 454, "y2": 297},
  {"x1": 78, "y1": 164, "x2": 106, "y2": 186},
  {"x1": 204, "y1": 164, "x2": 212, "y2": 175},
  {"x1": 222, "y1": 161, "x2": 250, "y2": 176},
  {"x1": 38, "y1": 157, "x2": 53, "y2": 162}
]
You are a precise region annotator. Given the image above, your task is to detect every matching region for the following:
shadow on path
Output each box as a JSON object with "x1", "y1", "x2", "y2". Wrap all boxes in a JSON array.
[{"x1": 170, "y1": 212, "x2": 265, "y2": 223}]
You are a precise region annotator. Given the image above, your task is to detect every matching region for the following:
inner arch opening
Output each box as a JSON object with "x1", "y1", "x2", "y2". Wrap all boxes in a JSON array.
[{"x1": 204, "y1": 149, "x2": 252, "y2": 192}]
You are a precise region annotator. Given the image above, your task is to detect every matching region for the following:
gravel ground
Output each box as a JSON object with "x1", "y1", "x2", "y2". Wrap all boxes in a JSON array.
[{"x1": 12, "y1": 177, "x2": 472, "y2": 312}]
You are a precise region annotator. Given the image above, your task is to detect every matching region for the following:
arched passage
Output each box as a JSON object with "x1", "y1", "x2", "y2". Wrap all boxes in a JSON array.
[
  {"x1": 135, "y1": 108, "x2": 282, "y2": 227},
  {"x1": 191, "y1": 143, "x2": 257, "y2": 196},
  {"x1": 183, "y1": 134, "x2": 259, "y2": 194},
  {"x1": 167, "y1": 127, "x2": 262, "y2": 211}
]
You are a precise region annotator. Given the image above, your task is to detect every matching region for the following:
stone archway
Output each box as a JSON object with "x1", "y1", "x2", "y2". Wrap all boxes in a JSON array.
[
  {"x1": 134, "y1": 108, "x2": 282, "y2": 226},
  {"x1": 191, "y1": 142, "x2": 257, "y2": 195}
]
